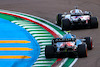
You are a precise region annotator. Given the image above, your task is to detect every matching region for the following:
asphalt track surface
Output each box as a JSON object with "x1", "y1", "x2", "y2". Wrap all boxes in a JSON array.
[{"x1": 0, "y1": 0, "x2": 100, "y2": 67}]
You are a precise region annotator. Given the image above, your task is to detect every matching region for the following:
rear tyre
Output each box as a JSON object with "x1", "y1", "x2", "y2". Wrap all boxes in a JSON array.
[
  {"x1": 57, "y1": 14, "x2": 63, "y2": 26},
  {"x1": 90, "y1": 17, "x2": 98, "y2": 28},
  {"x1": 45, "y1": 45, "x2": 55, "y2": 58},
  {"x1": 85, "y1": 37, "x2": 93, "y2": 50},
  {"x1": 77, "y1": 44, "x2": 87, "y2": 58},
  {"x1": 61, "y1": 19, "x2": 71, "y2": 31}
]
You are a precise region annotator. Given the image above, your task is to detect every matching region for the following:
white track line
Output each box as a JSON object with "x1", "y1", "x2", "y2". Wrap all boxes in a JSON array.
[
  {"x1": 39, "y1": 43, "x2": 51, "y2": 45},
  {"x1": 37, "y1": 40, "x2": 51, "y2": 42},
  {"x1": 26, "y1": 29, "x2": 44, "y2": 31},
  {"x1": 59, "y1": 58, "x2": 68, "y2": 67},
  {"x1": 37, "y1": 58, "x2": 46, "y2": 60},
  {"x1": 40, "y1": 49, "x2": 45, "y2": 51},
  {"x1": 69, "y1": 58, "x2": 78, "y2": 67},
  {"x1": 35, "y1": 61, "x2": 54, "y2": 63},
  {"x1": 23, "y1": 26, "x2": 40, "y2": 28},
  {"x1": 40, "y1": 46, "x2": 45, "y2": 48},
  {"x1": 30, "y1": 31, "x2": 48, "y2": 34},
  {"x1": 12, "y1": 20, "x2": 33, "y2": 24},
  {"x1": 39, "y1": 54, "x2": 45, "y2": 57},
  {"x1": 33, "y1": 64, "x2": 51, "y2": 66},
  {"x1": 40, "y1": 52, "x2": 45, "y2": 54},
  {"x1": 32, "y1": 34, "x2": 52, "y2": 37},
  {"x1": 17, "y1": 23, "x2": 34, "y2": 25},
  {"x1": 35, "y1": 37, "x2": 53, "y2": 40}
]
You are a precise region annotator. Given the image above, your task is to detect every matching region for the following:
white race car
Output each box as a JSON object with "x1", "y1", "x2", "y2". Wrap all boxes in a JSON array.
[{"x1": 57, "y1": 8, "x2": 98, "y2": 30}]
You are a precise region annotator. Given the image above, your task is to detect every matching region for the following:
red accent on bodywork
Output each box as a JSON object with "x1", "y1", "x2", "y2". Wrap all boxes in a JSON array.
[
  {"x1": 61, "y1": 42, "x2": 74, "y2": 47},
  {"x1": 66, "y1": 42, "x2": 74, "y2": 46}
]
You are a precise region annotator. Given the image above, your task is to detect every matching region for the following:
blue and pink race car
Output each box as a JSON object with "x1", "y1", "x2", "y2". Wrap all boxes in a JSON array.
[{"x1": 45, "y1": 33, "x2": 93, "y2": 58}]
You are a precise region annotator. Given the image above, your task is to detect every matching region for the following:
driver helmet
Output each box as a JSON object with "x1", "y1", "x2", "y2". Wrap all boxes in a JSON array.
[
  {"x1": 63, "y1": 34, "x2": 73, "y2": 39},
  {"x1": 70, "y1": 8, "x2": 83, "y2": 15}
]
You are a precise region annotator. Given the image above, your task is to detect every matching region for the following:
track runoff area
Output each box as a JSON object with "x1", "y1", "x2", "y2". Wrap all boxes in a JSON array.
[{"x1": 0, "y1": 9, "x2": 78, "y2": 67}]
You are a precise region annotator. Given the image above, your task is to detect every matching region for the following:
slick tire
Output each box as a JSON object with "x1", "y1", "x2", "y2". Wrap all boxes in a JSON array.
[
  {"x1": 57, "y1": 14, "x2": 63, "y2": 26},
  {"x1": 90, "y1": 17, "x2": 98, "y2": 28},
  {"x1": 85, "y1": 37, "x2": 93, "y2": 50},
  {"x1": 77, "y1": 44, "x2": 87, "y2": 58},
  {"x1": 61, "y1": 19, "x2": 71, "y2": 31},
  {"x1": 45, "y1": 45, "x2": 55, "y2": 58}
]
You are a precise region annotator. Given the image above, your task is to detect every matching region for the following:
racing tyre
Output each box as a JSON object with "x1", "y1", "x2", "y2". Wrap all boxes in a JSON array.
[
  {"x1": 77, "y1": 44, "x2": 87, "y2": 58},
  {"x1": 45, "y1": 45, "x2": 55, "y2": 58},
  {"x1": 90, "y1": 17, "x2": 98, "y2": 28},
  {"x1": 85, "y1": 37, "x2": 93, "y2": 50},
  {"x1": 61, "y1": 19, "x2": 71, "y2": 31},
  {"x1": 57, "y1": 14, "x2": 63, "y2": 26}
]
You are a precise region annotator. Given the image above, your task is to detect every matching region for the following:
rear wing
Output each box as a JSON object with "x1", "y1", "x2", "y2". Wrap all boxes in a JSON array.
[{"x1": 54, "y1": 38, "x2": 76, "y2": 42}]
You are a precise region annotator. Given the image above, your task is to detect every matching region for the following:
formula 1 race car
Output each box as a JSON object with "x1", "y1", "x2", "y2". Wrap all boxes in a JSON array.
[
  {"x1": 45, "y1": 33, "x2": 93, "y2": 58},
  {"x1": 57, "y1": 7, "x2": 98, "y2": 30}
]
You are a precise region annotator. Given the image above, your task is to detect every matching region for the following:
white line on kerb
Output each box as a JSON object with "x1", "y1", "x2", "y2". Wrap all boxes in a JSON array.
[
  {"x1": 30, "y1": 31, "x2": 48, "y2": 34},
  {"x1": 26, "y1": 29, "x2": 44, "y2": 31},
  {"x1": 35, "y1": 61, "x2": 54, "y2": 63},
  {"x1": 37, "y1": 58, "x2": 46, "y2": 60},
  {"x1": 12, "y1": 20, "x2": 33, "y2": 24},
  {"x1": 35, "y1": 37, "x2": 53, "y2": 39},
  {"x1": 69, "y1": 58, "x2": 78, "y2": 67},
  {"x1": 33, "y1": 64, "x2": 51, "y2": 66},
  {"x1": 40, "y1": 52, "x2": 45, "y2": 54},
  {"x1": 40, "y1": 49, "x2": 45, "y2": 51},
  {"x1": 37, "y1": 40, "x2": 51, "y2": 42},
  {"x1": 59, "y1": 58, "x2": 68, "y2": 67},
  {"x1": 20, "y1": 24, "x2": 37, "y2": 26},
  {"x1": 40, "y1": 46, "x2": 45, "y2": 48},
  {"x1": 32, "y1": 34, "x2": 51, "y2": 37},
  {"x1": 39, "y1": 43, "x2": 51, "y2": 45},
  {"x1": 23, "y1": 26, "x2": 40, "y2": 28},
  {"x1": 18, "y1": 25, "x2": 23, "y2": 26},
  {"x1": 39, "y1": 54, "x2": 45, "y2": 57},
  {"x1": 14, "y1": 23, "x2": 20, "y2": 24}
]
